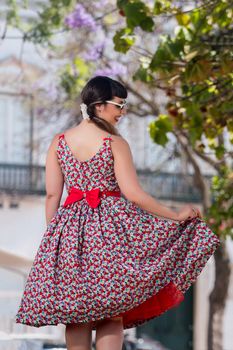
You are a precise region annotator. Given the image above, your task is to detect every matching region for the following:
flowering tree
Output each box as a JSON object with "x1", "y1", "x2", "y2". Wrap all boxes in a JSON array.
[
  {"x1": 114, "y1": 2, "x2": 232, "y2": 349},
  {"x1": 4, "y1": 1, "x2": 233, "y2": 349}
]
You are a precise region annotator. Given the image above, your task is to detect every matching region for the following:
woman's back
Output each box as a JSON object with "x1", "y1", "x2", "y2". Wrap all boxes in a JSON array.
[
  {"x1": 62, "y1": 124, "x2": 112, "y2": 163},
  {"x1": 57, "y1": 125, "x2": 121, "y2": 194}
]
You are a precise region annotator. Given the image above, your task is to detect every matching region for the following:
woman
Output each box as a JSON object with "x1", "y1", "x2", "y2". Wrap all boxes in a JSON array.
[{"x1": 15, "y1": 76, "x2": 220, "y2": 350}]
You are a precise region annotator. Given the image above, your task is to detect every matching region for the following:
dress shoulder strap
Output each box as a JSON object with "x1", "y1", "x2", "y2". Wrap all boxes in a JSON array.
[
  {"x1": 103, "y1": 133, "x2": 113, "y2": 141},
  {"x1": 56, "y1": 133, "x2": 65, "y2": 156}
]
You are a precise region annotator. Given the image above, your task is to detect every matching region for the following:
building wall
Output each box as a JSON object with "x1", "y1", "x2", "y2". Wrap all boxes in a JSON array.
[
  {"x1": 0, "y1": 195, "x2": 65, "y2": 343},
  {"x1": 0, "y1": 94, "x2": 31, "y2": 164}
]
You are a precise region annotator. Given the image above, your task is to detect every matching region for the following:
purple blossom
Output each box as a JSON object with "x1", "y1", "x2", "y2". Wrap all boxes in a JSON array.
[
  {"x1": 36, "y1": 107, "x2": 46, "y2": 116},
  {"x1": 94, "y1": 62, "x2": 128, "y2": 78},
  {"x1": 83, "y1": 41, "x2": 105, "y2": 61},
  {"x1": 64, "y1": 4, "x2": 97, "y2": 31},
  {"x1": 32, "y1": 79, "x2": 59, "y2": 101},
  {"x1": 46, "y1": 82, "x2": 59, "y2": 100}
]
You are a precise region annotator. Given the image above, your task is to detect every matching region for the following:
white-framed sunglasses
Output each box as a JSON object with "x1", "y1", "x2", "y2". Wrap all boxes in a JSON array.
[
  {"x1": 105, "y1": 100, "x2": 127, "y2": 110},
  {"x1": 90, "y1": 99, "x2": 127, "y2": 110}
]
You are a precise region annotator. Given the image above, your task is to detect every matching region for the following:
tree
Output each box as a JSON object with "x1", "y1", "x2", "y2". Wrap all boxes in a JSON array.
[{"x1": 114, "y1": 1, "x2": 233, "y2": 349}]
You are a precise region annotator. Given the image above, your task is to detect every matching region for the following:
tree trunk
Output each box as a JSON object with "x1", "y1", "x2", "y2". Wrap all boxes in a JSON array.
[
  {"x1": 174, "y1": 133, "x2": 231, "y2": 350},
  {"x1": 208, "y1": 241, "x2": 231, "y2": 350}
]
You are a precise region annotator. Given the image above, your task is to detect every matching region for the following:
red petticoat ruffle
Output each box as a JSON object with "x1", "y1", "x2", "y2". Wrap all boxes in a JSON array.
[{"x1": 117, "y1": 282, "x2": 184, "y2": 328}]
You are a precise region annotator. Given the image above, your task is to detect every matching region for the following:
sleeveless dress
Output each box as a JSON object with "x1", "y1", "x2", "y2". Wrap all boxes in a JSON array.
[{"x1": 15, "y1": 133, "x2": 220, "y2": 330}]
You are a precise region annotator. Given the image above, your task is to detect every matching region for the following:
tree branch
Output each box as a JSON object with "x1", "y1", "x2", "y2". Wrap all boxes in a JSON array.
[
  {"x1": 192, "y1": 149, "x2": 222, "y2": 172},
  {"x1": 118, "y1": 78, "x2": 160, "y2": 115},
  {"x1": 174, "y1": 130, "x2": 212, "y2": 212},
  {"x1": 179, "y1": 130, "x2": 223, "y2": 171}
]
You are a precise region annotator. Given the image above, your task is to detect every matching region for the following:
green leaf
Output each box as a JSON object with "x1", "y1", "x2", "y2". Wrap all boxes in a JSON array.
[
  {"x1": 121, "y1": 0, "x2": 154, "y2": 32},
  {"x1": 189, "y1": 128, "x2": 202, "y2": 145},
  {"x1": 133, "y1": 67, "x2": 153, "y2": 82},
  {"x1": 156, "y1": 114, "x2": 173, "y2": 132},
  {"x1": 139, "y1": 17, "x2": 155, "y2": 31},
  {"x1": 150, "y1": 41, "x2": 172, "y2": 72},
  {"x1": 167, "y1": 39, "x2": 185, "y2": 57},
  {"x1": 153, "y1": 0, "x2": 172, "y2": 15},
  {"x1": 150, "y1": 34, "x2": 185, "y2": 73},
  {"x1": 51, "y1": 13, "x2": 61, "y2": 26},
  {"x1": 117, "y1": 0, "x2": 126, "y2": 8},
  {"x1": 60, "y1": 72, "x2": 77, "y2": 95},
  {"x1": 149, "y1": 114, "x2": 173, "y2": 146},
  {"x1": 215, "y1": 145, "x2": 225, "y2": 160},
  {"x1": 150, "y1": 124, "x2": 169, "y2": 146},
  {"x1": 229, "y1": 132, "x2": 233, "y2": 144},
  {"x1": 176, "y1": 13, "x2": 190, "y2": 26},
  {"x1": 74, "y1": 58, "x2": 89, "y2": 76},
  {"x1": 62, "y1": 0, "x2": 72, "y2": 6},
  {"x1": 113, "y1": 28, "x2": 135, "y2": 53},
  {"x1": 207, "y1": 138, "x2": 217, "y2": 149},
  {"x1": 175, "y1": 26, "x2": 193, "y2": 42}
]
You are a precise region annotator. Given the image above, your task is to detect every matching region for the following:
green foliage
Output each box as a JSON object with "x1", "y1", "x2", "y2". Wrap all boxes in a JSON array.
[
  {"x1": 117, "y1": 0, "x2": 154, "y2": 31},
  {"x1": 113, "y1": 28, "x2": 136, "y2": 53},
  {"x1": 6, "y1": 0, "x2": 73, "y2": 43},
  {"x1": 132, "y1": 66, "x2": 153, "y2": 82},
  {"x1": 149, "y1": 31, "x2": 188, "y2": 73},
  {"x1": 130, "y1": 1, "x2": 233, "y2": 162},
  {"x1": 6, "y1": 0, "x2": 20, "y2": 26},
  {"x1": 114, "y1": 0, "x2": 233, "y2": 242},
  {"x1": 206, "y1": 168, "x2": 233, "y2": 239},
  {"x1": 149, "y1": 114, "x2": 173, "y2": 146},
  {"x1": 153, "y1": 0, "x2": 172, "y2": 15},
  {"x1": 60, "y1": 58, "x2": 92, "y2": 97}
]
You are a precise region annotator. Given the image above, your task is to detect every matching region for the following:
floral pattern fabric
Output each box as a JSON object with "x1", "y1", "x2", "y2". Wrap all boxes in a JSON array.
[{"x1": 15, "y1": 133, "x2": 220, "y2": 330}]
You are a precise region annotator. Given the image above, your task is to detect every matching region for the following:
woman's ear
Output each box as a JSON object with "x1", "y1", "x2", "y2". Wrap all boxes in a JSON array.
[{"x1": 95, "y1": 103, "x2": 104, "y2": 116}]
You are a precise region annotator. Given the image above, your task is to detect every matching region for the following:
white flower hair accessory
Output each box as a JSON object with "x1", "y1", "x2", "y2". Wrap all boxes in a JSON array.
[{"x1": 80, "y1": 103, "x2": 90, "y2": 120}]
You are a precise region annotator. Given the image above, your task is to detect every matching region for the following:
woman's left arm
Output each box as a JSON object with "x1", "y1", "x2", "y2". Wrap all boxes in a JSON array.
[{"x1": 45, "y1": 134, "x2": 64, "y2": 225}]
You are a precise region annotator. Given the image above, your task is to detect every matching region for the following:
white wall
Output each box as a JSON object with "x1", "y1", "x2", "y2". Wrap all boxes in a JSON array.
[
  {"x1": 0, "y1": 195, "x2": 65, "y2": 342},
  {"x1": 0, "y1": 95, "x2": 31, "y2": 164}
]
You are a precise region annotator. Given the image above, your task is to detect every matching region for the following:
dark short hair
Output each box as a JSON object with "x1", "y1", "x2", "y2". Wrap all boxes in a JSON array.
[{"x1": 81, "y1": 75, "x2": 127, "y2": 119}]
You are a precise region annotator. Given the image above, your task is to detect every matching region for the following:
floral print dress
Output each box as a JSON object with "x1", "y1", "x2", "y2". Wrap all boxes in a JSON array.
[{"x1": 15, "y1": 133, "x2": 220, "y2": 330}]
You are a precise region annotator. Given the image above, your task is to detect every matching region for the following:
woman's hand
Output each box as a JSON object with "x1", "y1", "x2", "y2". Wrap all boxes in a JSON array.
[{"x1": 177, "y1": 205, "x2": 202, "y2": 222}]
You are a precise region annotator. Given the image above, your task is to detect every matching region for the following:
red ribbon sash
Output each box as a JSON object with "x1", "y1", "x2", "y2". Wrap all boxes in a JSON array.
[{"x1": 63, "y1": 187, "x2": 121, "y2": 208}]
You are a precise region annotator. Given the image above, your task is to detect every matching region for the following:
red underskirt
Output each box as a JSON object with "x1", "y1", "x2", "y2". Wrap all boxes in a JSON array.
[{"x1": 117, "y1": 282, "x2": 184, "y2": 327}]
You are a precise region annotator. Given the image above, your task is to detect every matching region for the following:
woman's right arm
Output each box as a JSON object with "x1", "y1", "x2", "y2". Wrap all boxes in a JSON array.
[
  {"x1": 111, "y1": 136, "x2": 200, "y2": 222},
  {"x1": 45, "y1": 134, "x2": 64, "y2": 225}
]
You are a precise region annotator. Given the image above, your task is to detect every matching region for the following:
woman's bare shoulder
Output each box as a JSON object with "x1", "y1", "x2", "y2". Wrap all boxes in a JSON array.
[
  {"x1": 62, "y1": 126, "x2": 79, "y2": 137},
  {"x1": 110, "y1": 135, "x2": 131, "y2": 157},
  {"x1": 49, "y1": 133, "x2": 62, "y2": 149},
  {"x1": 110, "y1": 134, "x2": 130, "y2": 147},
  {"x1": 49, "y1": 128, "x2": 129, "y2": 151}
]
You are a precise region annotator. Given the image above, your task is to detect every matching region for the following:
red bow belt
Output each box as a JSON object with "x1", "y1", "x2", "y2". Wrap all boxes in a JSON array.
[{"x1": 63, "y1": 187, "x2": 121, "y2": 208}]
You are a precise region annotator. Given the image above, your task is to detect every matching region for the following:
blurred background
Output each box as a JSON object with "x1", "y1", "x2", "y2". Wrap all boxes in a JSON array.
[{"x1": 0, "y1": 1, "x2": 232, "y2": 350}]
